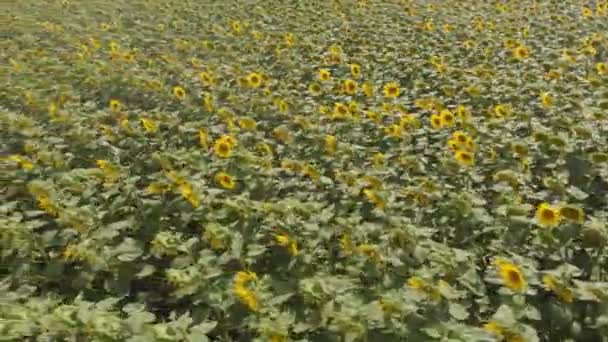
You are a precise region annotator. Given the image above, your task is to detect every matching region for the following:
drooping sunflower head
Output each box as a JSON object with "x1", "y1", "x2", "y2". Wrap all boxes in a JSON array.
[
  {"x1": 536, "y1": 202, "x2": 561, "y2": 228},
  {"x1": 559, "y1": 204, "x2": 585, "y2": 224}
]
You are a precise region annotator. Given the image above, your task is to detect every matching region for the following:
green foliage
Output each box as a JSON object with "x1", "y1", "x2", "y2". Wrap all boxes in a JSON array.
[{"x1": 2, "y1": 0, "x2": 608, "y2": 341}]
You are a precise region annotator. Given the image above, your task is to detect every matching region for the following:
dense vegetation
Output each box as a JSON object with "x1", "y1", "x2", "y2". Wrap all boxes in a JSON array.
[{"x1": 2, "y1": 0, "x2": 608, "y2": 341}]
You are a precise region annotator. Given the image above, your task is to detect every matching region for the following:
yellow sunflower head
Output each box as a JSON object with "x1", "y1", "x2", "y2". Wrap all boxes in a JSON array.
[
  {"x1": 596, "y1": 62, "x2": 607, "y2": 75},
  {"x1": 215, "y1": 172, "x2": 235, "y2": 190},
  {"x1": 495, "y1": 260, "x2": 526, "y2": 292},
  {"x1": 308, "y1": 82, "x2": 322, "y2": 96},
  {"x1": 540, "y1": 92, "x2": 553, "y2": 108},
  {"x1": 109, "y1": 99, "x2": 122, "y2": 112},
  {"x1": 430, "y1": 114, "x2": 443, "y2": 129},
  {"x1": 513, "y1": 45, "x2": 530, "y2": 60},
  {"x1": 455, "y1": 151, "x2": 474, "y2": 167},
  {"x1": 362, "y1": 82, "x2": 374, "y2": 97},
  {"x1": 350, "y1": 63, "x2": 361, "y2": 78},
  {"x1": 173, "y1": 86, "x2": 186, "y2": 100},
  {"x1": 246, "y1": 72, "x2": 263, "y2": 88},
  {"x1": 439, "y1": 110, "x2": 455, "y2": 127},
  {"x1": 536, "y1": 202, "x2": 561, "y2": 228},
  {"x1": 383, "y1": 82, "x2": 401, "y2": 98},
  {"x1": 318, "y1": 68, "x2": 331, "y2": 82},
  {"x1": 343, "y1": 79, "x2": 358, "y2": 95},
  {"x1": 214, "y1": 139, "x2": 233, "y2": 158}
]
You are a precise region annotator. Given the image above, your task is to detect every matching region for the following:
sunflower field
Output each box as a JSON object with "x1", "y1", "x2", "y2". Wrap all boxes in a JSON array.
[{"x1": 2, "y1": 0, "x2": 608, "y2": 341}]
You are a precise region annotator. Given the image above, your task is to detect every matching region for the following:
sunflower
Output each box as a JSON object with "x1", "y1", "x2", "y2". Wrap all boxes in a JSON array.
[
  {"x1": 453, "y1": 131, "x2": 469, "y2": 144},
  {"x1": 350, "y1": 63, "x2": 361, "y2": 78},
  {"x1": 493, "y1": 104, "x2": 510, "y2": 118},
  {"x1": 430, "y1": 114, "x2": 442, "y2": 129},
  {"x1": 284, "y1": 32, "x2": 295, "y2": 46},
  {"x1": 308, "y1": 82, "x2": 322, "y2": 96},
  {"x1": 246, "y1": 72, "x2": 263, "y2": 88},
  {"x1": 384, "y1": 124, "x2": 403, "y2": 138},
  {"x1": 362, "y1": 82, "x2": 374, "y2": 97},
  {"x1": 559, "y1": 204, "x2": 585, "y2": 224},
  {"x1": 318, "y1": 68, "x2": 331, "y2": 82},
  {"x1": 325, "y1": 135, "x2": 337, "y2": 155},
  {"x1": 542, "y1": 274, "x2": 574, "y2": 303},
  {"x1": 540, "y1": 92, "x2": 553, "y2": 108},
  {"x1": 109, "y1": 99, "x2": 122, "y2": 113},
  {"x1": 173, "y1": 86, "x2": 186, "y2": 100},
  {"x1": 214, "y1": 138, "x2": 233, "y2": 158},
  {"x1": 343, "y1": 79, "x2": 358, "y2": 95},
  {"x1": 596, "y1": 62, "x2": 607, "y2": 75},
  {"x1": 198, "y1": 71, "x2": 215, "y2": 86},
  {"x1": 215, "y1": 172, "x2": 235, "y2": 190},
  {"x1": 439, "y1": 110, "x2": 455, "y2": 127},
  {"x1": 333, "y1": 102, "x2": 350, "y2": 118},
  {"x1": 455, "y1": 151, "x2": 474, "y2": 167},
  {"x1": 366, "y1": 111, "x2": 381, "y2": 124},
  {"x1": 495, "y1": 260, "x2": 526, "y2": 292},
  {"x1": 372, "y1": 152, "x2": 385, "y2": 168},
  {"x1": 140, "y1": 118, "x2": 158, "y2": 133},
  {"x1": 237, "y1": 117, "x2": 257, "y2": 131},
  {"x1": 363, "y1": 189, "x2": 385, "y2": 210},
  {"x1": 581, "y1": 6, "x2": 593, "y2": 18},
  {"x1": 536, "y1": 202, "x2": 561, "y2": 228},
  {"x1": 456, "y1": 105, "x2": 470, "y2": 122},
  {"x1": 513, "y1": 45, "x2": 530, "y2": 60},
  {"x1": 383, "y1": 82, "x2": 400, "y2": 98}
]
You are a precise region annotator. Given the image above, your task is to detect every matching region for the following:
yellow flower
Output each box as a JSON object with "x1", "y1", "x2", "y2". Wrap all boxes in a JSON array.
[
  {"x1": 383, "y1": 82, "x2": 400, "y2": 98},
  {"x1": 215, "y1": 172, "x2": 235, "y2": 190},
  {"x1": 173, "y1": 86, "x2": 186, "y2": 100},
  {"x1": 277, "y1": 99, "x2": 289, "y2": 113},
  {"x1": 96, "y1": 160, "x2": 120, "y2": 182},
  {"x1": 430, "y1": 114, "x2": 442, "y2": 129},
  {"x1": 372, "y1": 152, "x2": 385, "y2": 168},
  {"x1": 325, "y1": 135, "x2": 337, "y2": 155},
  {"x1": 543, "y1": 274, "x2": 574, "y2": 303},
  {"x1": 308, "y1": 82, "x2": 322, "y2": 96},
  {"x1": 237, "y1": 117, "x2": 257, "y2": 131},
  {"x1": 198, "y1": 71, "x2": 215, "y2": 86},
  {"x1": 274, "y1": 233, "x2": 298, "y2": 256},
  {"x1": 513, "y1": 45, "x2": 530, "y2": 60},
  {"x1": 363, "y1": 189, "x2": 385, "y2": 210},
  {"x1": 439, "y1": 110, "x2": 455, "y2": 127},
  {"x1": 284, "y1": 32, "x2": 295, "y2": 46},
  {"x1": 596, "y1": 62, "x2": 607, "y2": 75},
  {"x1": 246, "y1": 72, "x2": 263, "y2": 88},
  {"x1": 230, "y1": 20, "x2": 242, "y2": 34},
  {"x1": 146, "y1": 181, "x2": 169, "y2": 195},
  {"x1": 493, "y1": 104, "x2": 510, "y2": 118},
  {"x1": 581, "y1": 6, "x2": 593, "y2": 18},
  {"x1": 536, "y1": 202, "x2": 561, "y2": 228},
  {"x1": 8, "y1": 155, "x2": 34, "y2": 170},
  {"x1": 540, "y1": 92, "x2": 553, "y2": 108},
  {"x1": 140, "y1": 118, "x2": 158, "y2": 133},
  {"x1": 495, "y1": 259, "x2": 526, "y2": 292},
  {"x1": 333, "y1": 102, "x2": 351, "y2": 118},
  {"x1": 318, "y1": 68, "x2": 331, "y2": 82},
  {"x1": 366, "y1": 111, "x2": 382, "y2": 124},
  {"x1": 384, "y1": 124, "x2": 403, "y2": 138},
  {"x1": 179, "y1": 182, "x2": 200, "y2": 208},
  {"x1": 559, "y1": 204, "x2": 585, "y2": 224},
  {"x1": 455, "y1": 151, "x2": 474, "y2": 167},
  {"x1": 483, "y1": 321, "x2": 505, "y2": 337},
  {"x1": 456, "y1": 105, "x2": 470, "y2": 122},
  {"x1": 214, "y1": 138, "x2": 233, "y2": 158},
  {"x1": 362, "y1": 82, "x2": 374, "y2": 97},
  {"x1": 199, "y1": 129, "x2": 210, "y2": 148},
  {"x1": 343, "y1": 79, "x2": 358, "y2": 95},
  {"x1": 109, "y1": 99, "x2": 122, "y2": 113},
  {"x1": 350, "y1": 63, "x2": 361, "y2": 78},
  {"x1": 452, "y1": 131, "x2": 469, "y2": 145},
  {"x1": 407, "y1": 276, "x2": 426, "y2": 290},
  {"x1": 203, "y1": 93, "x2": 215, "y2": 113}
]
